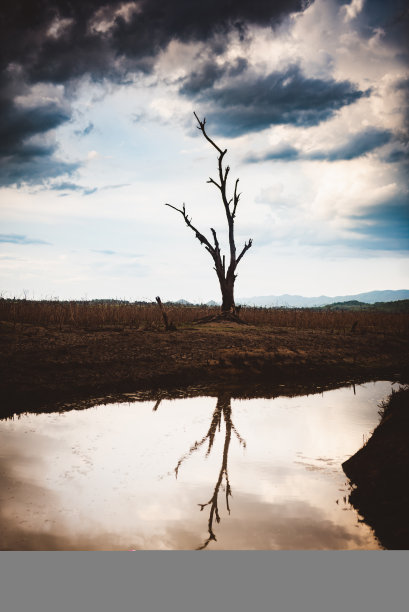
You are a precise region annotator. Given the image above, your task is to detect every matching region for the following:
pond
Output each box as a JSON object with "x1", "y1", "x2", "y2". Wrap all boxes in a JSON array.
[{"x1": 0, "y1": 381, "x2": 398, "y2": 550}]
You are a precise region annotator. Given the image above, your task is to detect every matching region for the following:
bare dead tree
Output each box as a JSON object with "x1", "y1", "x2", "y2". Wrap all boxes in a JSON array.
[{"x1": 165, "y1": 112, "x2": 253, "y2": 317}]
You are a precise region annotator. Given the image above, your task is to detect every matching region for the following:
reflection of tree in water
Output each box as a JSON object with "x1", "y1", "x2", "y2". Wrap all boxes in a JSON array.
[{"x1": 174, "y1": 393, "x2": 246, "y2": 550}]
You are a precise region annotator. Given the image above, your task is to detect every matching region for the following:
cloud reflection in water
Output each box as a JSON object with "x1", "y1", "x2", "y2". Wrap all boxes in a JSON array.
[{"x1": 0, "y1": 382, "x2": 396, "y2": 549}]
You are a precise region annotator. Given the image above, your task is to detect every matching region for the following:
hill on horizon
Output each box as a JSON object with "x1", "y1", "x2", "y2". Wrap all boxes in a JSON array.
[{"x1": 235, "y1": 289, "x2": 409, "y2": 308}]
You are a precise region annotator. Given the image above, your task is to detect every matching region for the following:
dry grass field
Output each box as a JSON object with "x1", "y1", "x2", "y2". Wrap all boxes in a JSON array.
[
  {"x1": 1, "y1": 298, "x2": 408, "y2": 418},
  {"x1": 1, "y1": 298, "x2": 408, "y2": 334}
]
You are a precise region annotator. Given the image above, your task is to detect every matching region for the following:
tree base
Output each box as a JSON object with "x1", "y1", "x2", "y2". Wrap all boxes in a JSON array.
[{"x1": 194, "y1": 312, "x2": 248, "y2": 325}]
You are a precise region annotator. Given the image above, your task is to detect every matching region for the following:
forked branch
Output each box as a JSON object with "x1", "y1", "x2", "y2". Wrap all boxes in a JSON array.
[
  {"x1": 236, "y1": 238, "x2": 253, "y2": 267},
  {"x1": 164, "y1": 202, "x2": 215, "y2": 257},
  {"x1": 193, "y1": 111, "x2": 225, "y2": 157}
]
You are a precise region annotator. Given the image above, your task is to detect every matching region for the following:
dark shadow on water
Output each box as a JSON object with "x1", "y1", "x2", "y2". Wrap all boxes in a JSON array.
[{"x1": 1, "y1": 376, "x2": 383, "y2": 422}]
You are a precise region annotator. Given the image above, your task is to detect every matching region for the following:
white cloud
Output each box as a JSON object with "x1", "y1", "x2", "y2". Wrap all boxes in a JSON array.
[
  {"x1": 1, "y1": 0, "x2": 408, "y2": 300},
  {"x1": 89, "y1": 2, "x2": 141, "y2": 35},
  {"x1": 47, "y1": 17, "x2": 74, "y2": 39},
  {"x1": 342, "y1": 0, "x2": 365, "y2": 23},
  {"x1": 14, "y1": 83, "x2": 68, "y2": 110}
]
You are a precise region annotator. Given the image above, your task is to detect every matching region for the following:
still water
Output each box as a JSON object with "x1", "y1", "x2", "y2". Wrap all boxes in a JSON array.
[{"x1": 0, "y1": 381, "x2": 398, "y2": 550}]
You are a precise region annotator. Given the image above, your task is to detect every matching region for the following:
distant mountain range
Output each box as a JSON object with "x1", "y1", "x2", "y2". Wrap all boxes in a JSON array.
[
  {"x1": 235, "y1": 290, "x2": 409, "y2": 308},
  {"x1": 173, "y1": 290, "x2": 409, "y2": 307}
]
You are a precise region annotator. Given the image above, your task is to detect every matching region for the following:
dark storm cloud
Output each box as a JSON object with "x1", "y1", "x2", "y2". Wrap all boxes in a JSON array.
[
  {"x1": 179, "y1": 57, "x2": 248, "y2": 95},
  {"x1": 308, "y1": 128, "x2": 392, "y2": 161},
  {"x1": 109, "y1": 0, "x2": 310, "y2": 66},
  {"x1": 192, "y1": 65, "x2": 368, "y2": 137},
  {"x1": 349, "y1": 195, "x2": 409, "y2": 251},
  {"x1": 394, "y1": 77, "x2": 409, "y2": 136},
  {"x1": 0, "y1": 0, "x2": 312, "y2": 186},
  {"x1": 180, "y1": 62, "x2": 227, "y2": 96},
  {"x1": 50, "y1": 181, "x2": 84, "y2": 192},
  {"x1": 0, "y1": 77, "x2": 80, "y2": 186},
  {"x1": 0, "y1": 234, "x2": 51, "y2": 245},
  {"x1": 342, "y1": 0, "x2": 409, "y2": 58},
  {"x1": 0, "y1": 153, "x2": 80, "y2": 187},
  {"x1": 0, "y1": 147, "x2": 80, "y2": 186},
  {"x1": 246, "y1": 144, "x2": 300, "y2": 163},
  {"x1": 245, "y1": 128, "x2": 393, "y2": 163},
  {"x1": 0, "y1": 97, "x2": 70, "y2": 157},
  {"x1": 382, "y1": 149, "x2": 409, "y2": 164},
  {"x1": 1, "y1": 1, "x2": 310, "y2": 84}
]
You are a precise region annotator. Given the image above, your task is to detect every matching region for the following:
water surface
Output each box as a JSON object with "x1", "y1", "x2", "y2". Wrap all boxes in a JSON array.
[{"x1": 0, "y1": 381, "x2": 397, "y2": 549}]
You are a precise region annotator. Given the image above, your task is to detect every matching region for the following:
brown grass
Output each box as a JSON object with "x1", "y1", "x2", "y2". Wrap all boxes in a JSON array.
[
  {"x1": 0, "y1": 298, "x2": 408, "y2": 334},
  {"x1": 240, "y1": 305, "x2": 409, "y2": 333}
]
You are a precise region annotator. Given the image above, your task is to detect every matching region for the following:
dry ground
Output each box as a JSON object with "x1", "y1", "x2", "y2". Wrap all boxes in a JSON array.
[{"x1": 1, "y1": 319, "x2": 408, "y2": 417}]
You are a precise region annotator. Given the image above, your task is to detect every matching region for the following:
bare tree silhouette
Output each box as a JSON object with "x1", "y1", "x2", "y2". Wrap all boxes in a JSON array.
[
  {"x1": 165, "y1": 113, "x2": 253, "y2": 319},
  {"x1": 174, "y1": 393, "x2": 246, "y2": 549}
]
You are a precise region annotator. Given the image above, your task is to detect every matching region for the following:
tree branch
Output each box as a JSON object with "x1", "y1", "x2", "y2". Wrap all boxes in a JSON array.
[
  {"x1": 235, "y1": 238, "x2": 253, "y2": 267},
  {"x1": 194, "y1": 111, "x2": 225, "y2": 157},
  {"x1": 165, "y1": 202, "x2": 215, "y2": 256},
  {"x1": 224, "y1": 165, "x2": 230, "y2": 184},
  {"x1": 194, "y1": 112, "x2": 231, "y2": 218},
  {"x1": 207, "y1": 177, "x2": 221, "y2": 190},
  {"x1": 210, "y1": 227, "x2": 220, "y2": 253},
  {"x1": 232, "y1": 179, "x2": 240, "y2": 218}
]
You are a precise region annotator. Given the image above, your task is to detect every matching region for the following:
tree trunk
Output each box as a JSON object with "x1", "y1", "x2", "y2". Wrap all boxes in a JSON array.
[{"x1": 220, "y1": 276, "x2": 235, "y2": 313}]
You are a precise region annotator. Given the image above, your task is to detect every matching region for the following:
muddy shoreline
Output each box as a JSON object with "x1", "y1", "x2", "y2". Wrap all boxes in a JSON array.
[
  {"x1": 1, "y1": 320, "x2": 408, "y2": 418},
  {"x1": 343, "y1": 387, "x2": 409, "y2": 549}
]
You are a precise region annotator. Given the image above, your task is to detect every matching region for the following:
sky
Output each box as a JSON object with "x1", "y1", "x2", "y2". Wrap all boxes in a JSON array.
[{"x1": 0, "y1": 0, "x2": 408, "y2": 303}]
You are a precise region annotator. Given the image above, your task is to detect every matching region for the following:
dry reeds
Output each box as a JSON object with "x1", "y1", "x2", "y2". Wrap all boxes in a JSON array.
[
  {"x1": 0, "y1": 298, "x2": 408, "y2": 334},
  {"x1": 0, "y1": 299, "x2": 214, "y2": 330},
  {"x1": 240, "y1": 305, "x2": 409, "y2": 334}
]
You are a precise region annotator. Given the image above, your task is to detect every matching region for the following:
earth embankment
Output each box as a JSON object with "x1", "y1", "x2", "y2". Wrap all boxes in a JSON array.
[
  {"x1": 1, "y1": 320, "x2": 408, "y2": 417},
  {"x1": 343, "y1": 387, "x2": 409, "y2": 549}
]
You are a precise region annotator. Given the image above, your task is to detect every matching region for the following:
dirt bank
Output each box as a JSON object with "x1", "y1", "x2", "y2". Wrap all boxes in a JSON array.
[
  {"x1": 1, "y1": 319, "x2": 408, "y2": 417},
  {"x1": 342, "y1": 387, "x2": 409, "y2": 549}
]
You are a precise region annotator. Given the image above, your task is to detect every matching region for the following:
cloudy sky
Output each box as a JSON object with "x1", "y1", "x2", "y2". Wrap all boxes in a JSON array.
[{"x1": 0, "y1": 0, "x2": 408, "y2": 302}]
